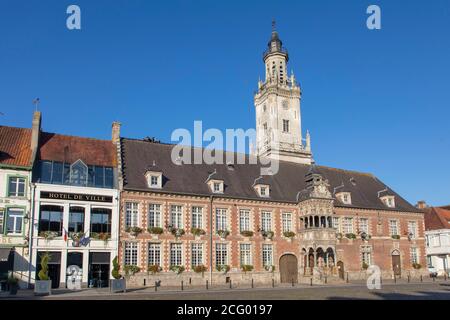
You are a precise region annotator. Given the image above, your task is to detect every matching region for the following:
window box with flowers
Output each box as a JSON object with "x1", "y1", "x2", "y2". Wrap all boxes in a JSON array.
[
  {"x1": 217, "y1": 230, "x2": 230, "y2": 239},
  {"x1": 126, "y1": 227, "x2": 143, "y2": 238},
  {"x1": 240, "y1": 230, "x2": 254, "y2": 238},
  {"x1": 170, "y1": 265, "x2": 185, "y2": 275},
  {"x1": 193, "y1": 265, "x2": 207, "y2": 276},
  {"x1": 345, "y1": 233, "x2": 357, "y2": 240},
  {"x1": 241, "y1": 265, "x2": 254, "y2": 273},
  {"x1": 362, "y1": 262, "x2": 369, "y2": 270},
  {"x1": 261, "y1": 230, "x2": 274, "y2": 240},
  {"x1": 264, "y1": 265, "x2": 276, "y2": 273},
  {"x1": 283, "y1": 231, "x2": 296, "y2": 239},
  {"x1": 412, "y1": 263, "x2": 422, "y2": 270},
  {"x1": 191, "y1": 228, "x2": 206, "y2": 237},
  {"x1": 216, "y1": 265, "x2": 230, "y2": 274},
  {"x1": 391, "y1": 235, "x2": 401, "y2": 240},
  {"x1": 147, "y1": 264, "x2": 162, "y2": 275},
  {"x1": 39, "y1": 231, "x2": 59, "y2": 242},
  {"x1": 360, "y1": 232, "x2": 372, "y2": 241},
  {"x1": 336, "y1": 232, "x2": 343, "y2": 240},
  {"x1": 124, "y1": 265, "x2": 141, "y2": 276},
  {"x1": 167, "y1": 226, "x2": 185, "y2": 239},
  {"x1": 148, "y1": 226, "x2": 164, "y2": 235}
]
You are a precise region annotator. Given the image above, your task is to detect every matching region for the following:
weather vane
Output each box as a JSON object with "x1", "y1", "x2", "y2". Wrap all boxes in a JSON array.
[
  {"x1": 32, "y1": 98, "x2": 40, "y2": 111},
  {"x1": 272, "y1": 19, "x2": 276, "y2": 31}
]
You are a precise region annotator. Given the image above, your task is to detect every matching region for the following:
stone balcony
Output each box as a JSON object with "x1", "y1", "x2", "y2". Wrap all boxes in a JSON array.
[{"x1": 299, "y1": 228, "x2": 337, "y2": 243}]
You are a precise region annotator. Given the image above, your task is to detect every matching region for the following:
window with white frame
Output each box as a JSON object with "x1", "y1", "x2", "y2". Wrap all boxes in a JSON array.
[
  {"x1": 191, "y1": 206, "x2": 203, "y2": 229},
  {"x1": 261, "y1": 211, "x2": 272, "y2": 232},
  {"x1": 262, "y1": 244, "x2": 273, "y2": 267},
  {"x1": 410, "y1": 247, "x2": 418, "y2": 264},
  {"x1": 216, "y1": 208, "x2": 227, "y2": 231},
  {"x1": 148, "y1": 243, "x2": 161, "y2": 266},
  {"x1": 361, "y1": 246, "x2": 372, "y2": 266},
  {"x1": 148, "y1": 204, "x2": 161, "y2": 228},
  {"x1": 125, "y1": 202, "x2": 139, "y2": 228},
  {"x1": 214, "y1": 183, "x2": 221, "y2": 192},
  {"x1": 333, "y1": 217, "x2": 340, "y2": 232},
  {"x1": 359, "y1": 218, "x2": 369, "y2": 234},
  {"x1": 170, "y1": 243, "x2": 182, "y2": 266},
  {"x1": 239, "y1": 209, "x2": 251, "y2": 232},
  {"x1": 170, "y1": 205, "x2": 183, "y2": 229},
  {"x1": 240, "y1": 244, "x2": 252, "y2": 266},
  {"x1": 407, "y1": 221, "x2": 417, "y2": 238},
  {"x1": 215, "y1": 243, "x2": 228, "y2": 266},
  {"x1": 282, "y1": 213, "x2": 292, "y2": 233},
  {"x1": 151, "y1": 175, "x2": 159, "y2": 186},
  {"x1": 0, "y1": 209, "x2": 4, "y2": 233},
  {"x1": 260, "y1": 186, "x2": 268, "y2": 197},
  {"x1": 389, "y1": 220, "x2": 399, "y2": 236},
  {"x1": 342, "y1": 217, "x2": 353, "y2": 234},
  {"x1": 8, "y1": 176, "x2": 26, "y2": 197},
  {"x1": 282, "y1": 119, "x2": 289, "y2": 133},
  {"x1": 124, "y1": 242, "x2": 138, "y2": 266},
  {"x1": 191, "y1": 243, "x2": 203, "y2": 266},
  {"x1": 6, "y1": 208, "x2": 24, "y2": 235}
]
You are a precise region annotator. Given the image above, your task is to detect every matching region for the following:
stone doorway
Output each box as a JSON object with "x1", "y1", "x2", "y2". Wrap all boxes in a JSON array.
[{"x1": 279, "y1": 254, "x2": 298, "y2": 284}]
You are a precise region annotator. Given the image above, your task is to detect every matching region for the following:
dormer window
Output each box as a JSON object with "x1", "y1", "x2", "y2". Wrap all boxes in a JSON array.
[
  {"x1": 145, "y1": 171, "x2": 162, "y2": 189},
  {"x1": 207, "y1": 179, "x2": 224, "y2": 194},
  {"x1": 254, "y1": 184, "x2": 270, "y2": 198},
  {"x1": 336, "y1": 192, "x2": 352, "y2": 205},
  {"x1": 381, "y1": 196, "x2": 395, "y2": 208}
]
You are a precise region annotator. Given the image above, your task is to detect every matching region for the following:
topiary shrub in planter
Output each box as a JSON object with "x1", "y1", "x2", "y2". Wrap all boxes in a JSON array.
[
  {"x1": 241, "y1": 265, "x2": 254, "y2": 273},
  {"x1": 240, "y1": 230, "x2": 254, "y2": 238},
  {"x1": 283, "y1": 231, "x2": 296, "y2": 238},
  {"x1": 110, "y1": 256, "x2": 126, "y2": 293},
  {"x1": 345, "y1": 233, "x2": 357, "y2": 240},
  {"x1": 126, "y1": 227, "x2": 143, "y2": 237},
  {"x1": 170, "y1": 265, "x2": 185, "y2": 275},
  {"x1": 148, "y1": 264, "x2": 162, "y2": 275},
  {"x1": 7, "y1": 277, "x2": 19, "y2": 295},
  {"x1": 216, "y1": 265, "x2": 230, "y2": 274},
  {"x1": 193, "y1": 265, "x2": 207, "y2": 276},
  {"x1": 148, "y1": 227, "x2": 164, "y2": 235},
  {"x1": 191, "y1": 228, "x2": 206, "y2": 237},
  {"x1": 35, "y1": 252, "x2": 52, "y2": 296}
]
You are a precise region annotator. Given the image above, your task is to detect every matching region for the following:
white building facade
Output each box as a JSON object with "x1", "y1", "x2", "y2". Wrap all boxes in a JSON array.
[{"x1": 426, "y1": 229, "x2": 450, "y2": 276}]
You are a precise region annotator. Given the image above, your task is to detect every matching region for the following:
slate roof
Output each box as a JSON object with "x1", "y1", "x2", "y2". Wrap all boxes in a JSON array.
[
  {"x1": 121, "y1": 138, "x2": 420, "y2": 213},
  {"x1": 424, "y1": 207, "x2": 450, "y2": 230},
  {"x1": 38, "y1": 132, "x2": 116, "y2": 167},
  {"x1": 0, "y1": 126, "x2": 32, "y2": 168}
]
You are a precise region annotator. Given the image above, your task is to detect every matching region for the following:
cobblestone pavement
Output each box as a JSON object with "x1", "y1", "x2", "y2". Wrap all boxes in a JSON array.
[{"x1": 1, "y1": 278, "x2": 450, "y2": 300}]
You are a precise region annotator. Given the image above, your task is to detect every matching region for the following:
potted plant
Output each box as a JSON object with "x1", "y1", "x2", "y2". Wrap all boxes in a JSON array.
[
  {"x1": 147, "y1": 264, "x2": 162, "y2": 275},
  {"x1": 240, "y1": 230, "x2": 254, "y2": 238},
  {"x1": 126, "y1": 227, "x2": 143, "y2": 237},
  {"x1": 216, "y1": 265, "x2": 230, "y2": 274},
  {"x1": 7, "y1": 277, "x2": 19, "y2": 295},
  {"x1": 217, "y1": 230, "x2": 230, "y2": 239},
  {"x1": 148, "y1": 226, "x2": 164, "y2": 235},
  {"x1": 193, "y1": 265, "x2": 207, "y2": 276},
  {"x1": 170, "y1": 265, "x2": 185, "y2": 275},
  {"x1": 34, "y1": 252, "x2": 52, "y2": 296},
  {"x1": 110, "y1": 256, "x2": 126, "y2": 293},
  {"x1": 241, "y1": 265, "x2": 254, "y2": 273},
  {"x1": 191, "y1": 228, "x2": 206, "y2": 237},
  {"x1": 283, "y1": 231, "x2": 296, "y2": 239}
]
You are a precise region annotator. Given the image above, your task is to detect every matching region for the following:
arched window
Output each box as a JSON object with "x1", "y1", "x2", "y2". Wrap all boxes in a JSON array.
[{"x1": 70, "y1": 160, "x2": 88, "y2": 186}]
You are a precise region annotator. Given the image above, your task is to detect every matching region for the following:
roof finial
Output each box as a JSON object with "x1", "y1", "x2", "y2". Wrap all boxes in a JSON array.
[{"x1": 272, "y1": 19, "x2": 276, "y2": 32}]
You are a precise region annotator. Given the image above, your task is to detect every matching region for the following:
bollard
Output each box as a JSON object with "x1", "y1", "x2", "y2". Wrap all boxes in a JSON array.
[
  {"x1": 189, "y1": 278, "x2": 192, "y2": 285},
  {"x1": 325, "y1": 276, "x2": 327, "y2": 284},
  {"x1": 251, "y1": 278, "x2": 254, "y2": 289},
  {"x1": 420, "y1": 275, "x2": 423, "y2": 282},
  {"x1": 144, "y1": 279, "x2": 146, "y2": 286},
  {"x1": 310, "y1": 278, "x2": 313, "y2": 286},
  {"x1": 155, "y1": 281, "x2": 157, "y2": 292},
  {"x1": 408, "y1": 275, "x2": 410, "y2": 283},
  {"x1": 181, "y1": 281, "x2": 184, "y2": 291},
  {"x1": 206, "y1": 280, "x2": 209, "y2": 290},
  {"x1": 433, "y1": 276, "x2": 435, "y2": 282},
  {"x1": 346, "y1": 272, "x2": 349, "y2": 283},
  {"x1": 445, "y1": 274, "x2": 447, "y2": 281},
  {"x1": 229, "y1": 279, "x2": 232, "y2": 289},
  {"x1": 394, "y1": 275, "x2": 396, "y2": 284},
  {"x1": 292, "y1": 278, "x2": 294, "y2": 287},
  {"x1": 272, "y1": 278, "x2": 275, "y2": 288}
]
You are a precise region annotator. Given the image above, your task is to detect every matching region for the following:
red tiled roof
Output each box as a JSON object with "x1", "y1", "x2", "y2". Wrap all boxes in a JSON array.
[
  {"x1": 0, "y1": 126, "x2": 32, "y2": 167},
  {"x1": 424, "y1": 207, "x2": 450, "y2": 230},
  {"x1": 38, "y1": 132, "x2": 116, "y2": 167}
]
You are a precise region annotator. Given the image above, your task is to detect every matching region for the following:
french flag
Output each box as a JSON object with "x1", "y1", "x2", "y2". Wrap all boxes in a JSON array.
[{"x1": 63, "y1": 228, "x2": 68, "y2": 242}]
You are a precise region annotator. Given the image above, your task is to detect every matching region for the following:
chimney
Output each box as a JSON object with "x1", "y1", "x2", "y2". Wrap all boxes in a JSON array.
[
  {"x1": 416, "y1": 200, "x2": 427, "y2": 209},
  {"x1": 112, "y1": 121, "x2": 121, "y2": 144},
  {"x1": 31, "y1": 111, "x2": 41, "y2": 162}
]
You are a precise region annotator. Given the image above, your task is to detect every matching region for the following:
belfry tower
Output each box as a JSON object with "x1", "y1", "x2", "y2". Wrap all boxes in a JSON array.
[{"x1": 254, "y1": 21, "x2": 312, "y2": 164}]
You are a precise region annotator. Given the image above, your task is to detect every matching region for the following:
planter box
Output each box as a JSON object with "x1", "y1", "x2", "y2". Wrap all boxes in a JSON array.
[
  {"x1": 34, "y1": 280, "x2": 52, "y2": 296},
  {"x1": 110, "y1": 278, "x2": 126, "y2": 293}
]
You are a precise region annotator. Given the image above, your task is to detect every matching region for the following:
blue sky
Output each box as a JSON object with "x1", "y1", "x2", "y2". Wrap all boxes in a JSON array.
[{"x1": 0, "y1": 0, "x2": 449, "y2": 206}]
